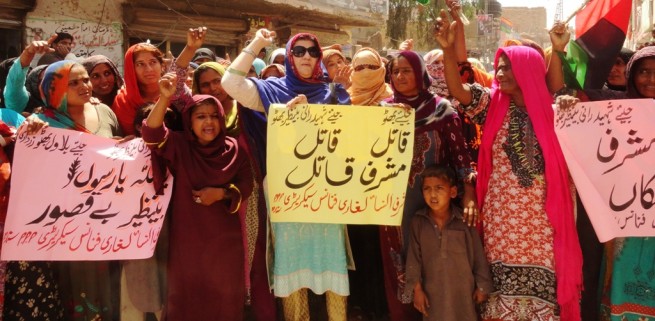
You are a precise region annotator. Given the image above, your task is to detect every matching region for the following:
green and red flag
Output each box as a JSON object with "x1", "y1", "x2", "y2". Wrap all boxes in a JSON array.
[{"x1": 560, "y1": 0, "x2": 632, "y2": 90}]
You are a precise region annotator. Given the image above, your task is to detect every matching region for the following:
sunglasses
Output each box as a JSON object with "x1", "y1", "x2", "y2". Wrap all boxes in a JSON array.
[
  {"x1": 354, "y1": 64, "x2": 381, "y2": 72},
  {"x1": 291, "y1": 46, "x2": 321, "y2": 58}
]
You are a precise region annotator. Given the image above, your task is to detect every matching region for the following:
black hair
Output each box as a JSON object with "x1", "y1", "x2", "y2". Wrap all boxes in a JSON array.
[
  {"x1": 54, "y1": 32, "x2": 74, "y2": 44},
  {"x1": 420, "y1": 164, "x2": 457, "y2": 187},
  {"x1": 134, "y1": 103, "x2": 182, "y2": 136}
]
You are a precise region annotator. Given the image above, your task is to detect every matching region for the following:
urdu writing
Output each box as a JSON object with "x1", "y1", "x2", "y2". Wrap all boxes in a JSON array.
[
  {"x1": 555, "y1": 98, "x2": 655, "y2": 241},
  {"x1": 1, "y1": 128, "x2": 173, "y2": 261},
  {"x1": 267, "y1": 104, "x2": 414, "y2": 225}
]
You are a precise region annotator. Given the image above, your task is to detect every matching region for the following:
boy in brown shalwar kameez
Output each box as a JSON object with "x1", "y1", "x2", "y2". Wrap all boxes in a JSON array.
[{"x1": 405, "y1": 165, "x2": 493, "y2": 321}]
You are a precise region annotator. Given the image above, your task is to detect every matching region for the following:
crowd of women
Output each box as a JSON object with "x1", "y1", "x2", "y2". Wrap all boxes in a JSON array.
[{"x1": 0, "y1": 4, "x2": 652, "y2": 321}]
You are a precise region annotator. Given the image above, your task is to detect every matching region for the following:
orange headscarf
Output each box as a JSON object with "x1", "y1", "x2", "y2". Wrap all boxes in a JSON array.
[
  {"x1": 112, "y1": 43, "x2": 163, "y2": 136},
  {"x1": 347, "y1": 47, "x2": 392, "y2": 105}
]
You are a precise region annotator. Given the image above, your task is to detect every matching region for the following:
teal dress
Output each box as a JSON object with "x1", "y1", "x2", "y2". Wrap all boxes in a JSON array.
[
  {"x1": 600, "y1": 237, "x2": 655, "y2": 320},
  {"x1": 272, "y1": 222, "x2": 349, "y2": 297}
]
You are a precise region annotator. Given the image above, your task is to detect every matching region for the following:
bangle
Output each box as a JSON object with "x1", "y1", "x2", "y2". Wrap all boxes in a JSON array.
[
  {"x1": 226, "y1": 67, "x2": 247, "y2": 77},
  {"x1": 227, "y1": 183, "x2": 242, "y2": 214},
  {"x1": 241, "y1": 48, "x2": 257, "y2": 58},
  {"x1": 143, "y1": 130, "x2": 169, "y2": 149}
]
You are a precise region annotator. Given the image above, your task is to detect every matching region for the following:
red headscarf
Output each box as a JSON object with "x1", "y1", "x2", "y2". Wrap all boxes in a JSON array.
[
  {"x1": 477, "y1": 46, "x2": 582, "y2": 321},
  {"x1": 112, "y1": 44, "x2": 161, "y2": 136}
]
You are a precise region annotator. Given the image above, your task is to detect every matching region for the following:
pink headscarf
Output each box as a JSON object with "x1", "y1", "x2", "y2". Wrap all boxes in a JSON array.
[{"x1": 477, "y1": 46, "x2": 582, "y2": 321}]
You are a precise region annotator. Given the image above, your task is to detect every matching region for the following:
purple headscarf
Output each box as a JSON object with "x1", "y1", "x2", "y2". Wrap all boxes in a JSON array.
[{"x1": 384, "y1": 50, "x2": 455, "y2": 134}]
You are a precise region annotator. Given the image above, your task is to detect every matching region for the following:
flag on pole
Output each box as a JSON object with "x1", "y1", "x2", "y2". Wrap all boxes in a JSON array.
[{"x1": 560, "y1": 0, "x2": 632, "y2": 90}]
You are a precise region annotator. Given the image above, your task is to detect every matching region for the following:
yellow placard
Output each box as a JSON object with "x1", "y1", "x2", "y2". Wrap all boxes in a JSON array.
[{"x1": 267, "y1": 104, "x2": 415, "y2": 225}]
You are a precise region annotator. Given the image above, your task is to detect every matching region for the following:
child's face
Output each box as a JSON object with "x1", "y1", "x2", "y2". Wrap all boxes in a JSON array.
[
  {"x1": 422, "y1": 176, "x2": 457, "y2": 214},
  {"x1": 190, "y1": 102, "x2": 221, "y2": 145}
]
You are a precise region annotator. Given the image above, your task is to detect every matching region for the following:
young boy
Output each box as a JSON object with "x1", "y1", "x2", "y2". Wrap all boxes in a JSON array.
[{"x1": 405, "y1": 165, "x2": 493, "y2": 320}]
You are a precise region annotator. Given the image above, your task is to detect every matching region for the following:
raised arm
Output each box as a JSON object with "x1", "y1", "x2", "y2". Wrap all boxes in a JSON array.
[
  {"x1": 398, "y1": 39, "x2": 414, "y2": 51},
  {"x1": 546, "y1": 22, "x2": 569, "y2": 94},
  {"x1": 447, "y1": 2, "x2": 468, "y2": 63},
  {"x1": 4, "y1": 34, "x2": 57, "y2": 112},
  {"x1": 174, "y1": 27, "x2": 207, "y2": 70},
  {"x1": 231, "y1": 29, "x2": 274, "y2": 73},
  {"x1": 146, "y1": 73, "x2": 176, "y2": 129},
  {"x1": 435, "y1": 10, "x2": 473, "y2": 105},
  {"x1": 221, "y1": 28, "x2": 275, "y2": 112}
]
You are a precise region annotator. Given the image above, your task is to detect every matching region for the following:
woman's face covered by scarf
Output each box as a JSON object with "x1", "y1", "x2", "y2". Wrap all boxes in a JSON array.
[{"x1": 426, "y1": 60, "x2": 448, "y2": 97}]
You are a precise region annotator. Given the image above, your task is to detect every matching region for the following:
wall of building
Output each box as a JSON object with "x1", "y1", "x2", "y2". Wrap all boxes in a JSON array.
[
  {"x1": 502, "y1": 7, "x2": 548, "y2": 47},
  {"x1": 627, "y1": 0, "x2": 653, "y2": 48},
  {"x1": 26, "y1": 0, "x2": 126, "y2": 69}
]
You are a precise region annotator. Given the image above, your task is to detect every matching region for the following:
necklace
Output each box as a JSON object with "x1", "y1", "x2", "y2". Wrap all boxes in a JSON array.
[{"x1": 502, "y1": 101, "x2": 544, "y2": 187}]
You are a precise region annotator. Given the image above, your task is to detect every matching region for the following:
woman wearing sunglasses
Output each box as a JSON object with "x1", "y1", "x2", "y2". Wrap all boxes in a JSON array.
[{"x1": 222, "y1": 28, "x2": 351, "y2": 321}]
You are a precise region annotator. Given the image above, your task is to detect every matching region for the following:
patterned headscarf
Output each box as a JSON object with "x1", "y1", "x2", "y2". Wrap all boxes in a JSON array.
[
  {"x1": 384, "y1": 51, "x2": 452, "y2": 135},
  {"x1": 424, "y1": 49, "x2": 450, "y2": 98},
  {"x1": 38, "y1": 60, "x2": 90, "y2": 131},
  {"x1": 347, "y1": 47, "x2": 392, "y2": 106},
  {"x1": 40, "y1": 60, "x2": 77, "y2": 112},
  {"x1": 423, "y1": 49, "x2": 443, "y2": 65},
  {"x1": 285, "y1": 33, "x2": 326, "y2": 84}
]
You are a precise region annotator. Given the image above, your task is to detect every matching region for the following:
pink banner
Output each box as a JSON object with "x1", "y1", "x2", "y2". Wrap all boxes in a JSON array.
[
  {"x1": 555, "y1": 99, "x2": 655, "y2": 242},
  {"x1": 1, "y1": 127, "x2": 173, "y2": 260}
]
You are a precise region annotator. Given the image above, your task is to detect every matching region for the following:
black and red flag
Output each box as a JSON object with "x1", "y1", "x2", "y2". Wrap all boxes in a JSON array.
[{"x1": 561, "y1": 0, "x2": 632, "y2": 90}]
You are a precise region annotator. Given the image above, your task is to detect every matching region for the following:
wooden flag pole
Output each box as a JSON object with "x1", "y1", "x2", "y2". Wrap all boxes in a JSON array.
[{"x1": 564, "y1": 0, "x2": 592, "y2": 24}]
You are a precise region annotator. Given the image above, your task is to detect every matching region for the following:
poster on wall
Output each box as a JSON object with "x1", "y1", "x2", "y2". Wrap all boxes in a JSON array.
[{"x1": 26, "y1": 18, "x2": 124, "y2": 71}]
